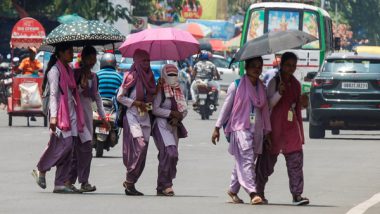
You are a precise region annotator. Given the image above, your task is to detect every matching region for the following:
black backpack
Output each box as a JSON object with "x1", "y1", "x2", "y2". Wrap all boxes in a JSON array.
[{"x1": 114, "y1": 86, "x2": 134, "y2": 128}]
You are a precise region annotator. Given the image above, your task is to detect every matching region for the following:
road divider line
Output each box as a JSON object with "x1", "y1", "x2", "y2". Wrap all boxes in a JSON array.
[{"x1": 346, "y1": 193, "x2": 380, "y2": 214}]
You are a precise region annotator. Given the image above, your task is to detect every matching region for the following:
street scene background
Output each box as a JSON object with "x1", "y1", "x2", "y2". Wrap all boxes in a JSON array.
[{"x1": 0, "y1": 106, "x2": 380, "y2": 214}]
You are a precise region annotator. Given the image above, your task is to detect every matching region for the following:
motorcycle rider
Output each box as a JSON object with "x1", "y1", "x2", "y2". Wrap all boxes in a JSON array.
[
  {"x1": 96, "y1": 53, "x2": 123, "y2": 99},
  {"x1": 190, "y1": 51, "x2": 220, "y2": 107}
]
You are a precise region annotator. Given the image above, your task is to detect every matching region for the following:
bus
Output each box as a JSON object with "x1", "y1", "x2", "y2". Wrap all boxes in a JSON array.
[{"x1": 240, "y1": 2, "x2": 334, "y2": 93}]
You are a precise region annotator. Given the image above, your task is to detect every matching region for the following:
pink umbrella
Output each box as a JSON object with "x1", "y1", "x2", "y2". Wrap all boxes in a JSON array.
[{"x1": 119, "y1": 28, "x2": 200, "y2": 61}]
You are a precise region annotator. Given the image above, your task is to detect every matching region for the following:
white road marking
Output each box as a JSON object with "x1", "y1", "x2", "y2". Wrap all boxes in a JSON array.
[{"x1": 346, "y1": 193, "x2": 380, "y2": 214}]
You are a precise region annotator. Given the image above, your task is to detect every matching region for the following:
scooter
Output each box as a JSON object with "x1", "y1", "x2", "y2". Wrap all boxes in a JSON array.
[
  {"x1": 193, "y1": 80, "x2": 218, "y2": 120},
  {"x1": 92, "y1": 98, "x2": 120, "y2": 157},
  {"x1": 0, "y1": 62, "x2": 15, "y2": 107}
]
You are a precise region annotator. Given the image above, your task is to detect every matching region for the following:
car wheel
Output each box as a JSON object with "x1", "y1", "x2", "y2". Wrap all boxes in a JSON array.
[{"x1": 309, "y1": 123, "x2": 325, "y2": 139}]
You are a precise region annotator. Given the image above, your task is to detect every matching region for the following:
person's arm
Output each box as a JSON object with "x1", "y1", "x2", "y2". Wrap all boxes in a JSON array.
[
  {"x1": 48, "y1": 67, "x2": 59, "y2": 118},
  {"x1": 295, "y1": 82, "x2": 305, "y2": 144},
  {"x1": 17, "y1": 58, "x2": 26, "y2": 74},
  {"x1": 212, "y1": 82, "x2": 236, "y2": 145},
  {"x1": 215, "y1": 82, "x2": 236, "y2": 128},
  {"x1": 267, "y1": 77, "x2": 282, "y2": 109},
  {"x1": 152, "y1": 90, "x2": 171, "y2": 118},
  {"x1": 48, "y1": 67, "x2": 59, "y2": 131},
  {"x1": 116, "y1": 86, "x2": 134, "y2": 108},
  {"x1": 93, "y1": 76, "x2": 106, "y2": 119}
]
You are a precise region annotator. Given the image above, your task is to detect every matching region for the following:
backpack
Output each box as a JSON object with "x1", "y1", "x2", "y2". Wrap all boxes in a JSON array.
[
  {"x1": 114, "y1": 86, "x2": 134, "y2": 128},
  {"x1": 222, "y1": 79, "x2": 240, "y2": 143}
]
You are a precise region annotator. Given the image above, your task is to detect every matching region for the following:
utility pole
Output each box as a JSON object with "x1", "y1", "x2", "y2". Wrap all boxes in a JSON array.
[{"x1": 321, "y1": 0, "x2": 325, "y2": 9}]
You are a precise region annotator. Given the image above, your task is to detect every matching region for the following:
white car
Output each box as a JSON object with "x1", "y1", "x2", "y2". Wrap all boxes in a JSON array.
[{"x1": 210, "y1": 55, "x2": 239, "y2": 91}]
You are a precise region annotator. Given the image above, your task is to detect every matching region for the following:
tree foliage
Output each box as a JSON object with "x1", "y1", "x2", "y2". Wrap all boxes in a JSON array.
[
  {"x1": 0, "y1": 0, "x2": 134, "y2": 24},
  {"x1": 324, "y1": 0, "x2": 380, "y2": 44}
]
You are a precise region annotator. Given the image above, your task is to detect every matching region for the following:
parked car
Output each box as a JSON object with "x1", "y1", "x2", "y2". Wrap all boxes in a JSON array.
[
  {"x1": 118, "y1": 58, "x2": 175, "y2": 82},
  {"x1": 309, "y1": 52, "x2": 380, "y2": 139}
]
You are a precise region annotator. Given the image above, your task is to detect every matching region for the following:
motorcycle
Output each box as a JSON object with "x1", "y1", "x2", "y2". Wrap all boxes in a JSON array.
[
  {"x1": 92, "y1": 98, "x2": 120, "y2": 157},
  {"x1": 193, "y1": 79, "x2": 218, "y2": 120},
  {"x1": 0, "y1": 62, "x2": 15, "y2": 107}
]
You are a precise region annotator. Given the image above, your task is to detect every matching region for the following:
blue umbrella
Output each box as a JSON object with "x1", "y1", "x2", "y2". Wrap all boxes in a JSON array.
[{"x1": 58, "y1": 14, "x2": 86, "y2": 24}]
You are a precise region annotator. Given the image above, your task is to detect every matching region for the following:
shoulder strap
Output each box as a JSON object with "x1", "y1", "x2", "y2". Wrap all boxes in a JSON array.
[
  {"x1": 275, "y1": 75, "x2": 280, "y2": 91},
  {"x1": 161, "y1": 87, "x2": 166, "y2": 105},
  {"x1": 234, "y1": 79, "x2": 240, "y2": 87}
]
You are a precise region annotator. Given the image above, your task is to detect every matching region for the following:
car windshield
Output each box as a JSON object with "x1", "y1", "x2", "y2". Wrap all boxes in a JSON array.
[{"x1": 323, "y1": 59, "x2": 380, "y2": 73}]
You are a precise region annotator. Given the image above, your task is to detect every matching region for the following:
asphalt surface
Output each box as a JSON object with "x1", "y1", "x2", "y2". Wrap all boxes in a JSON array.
[{"x1": 0, "y1": 102, "x2": 379, "y2": 214}]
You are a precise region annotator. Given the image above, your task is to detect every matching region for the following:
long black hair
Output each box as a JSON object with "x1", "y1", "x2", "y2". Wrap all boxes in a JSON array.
[
  {"x1": 80, "y1": 46, "x2": 97, "y2": 68},
  {"x1": 280, "y1": 52, "x2": 298, "y2": 68},
  {"x1": 245, "y1": 56, "x2": 263, "y2": 70},
  {"x1": 42, "y1": 42, "x2": 72, "y2": 90}
]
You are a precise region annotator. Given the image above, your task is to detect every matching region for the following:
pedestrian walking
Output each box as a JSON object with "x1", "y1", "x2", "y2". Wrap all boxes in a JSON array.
[
  {"x1": 211, "y1": 56, "x2": 271, "y2": 205},
  {"x1": 116, "y1": 49, "x2": 156, "y2": 196},
  {"x1": 32, "y1": 43, "x2": 85, "y2": 193},
  {"x1": 152, "y1": 64, "x2": 188, "y2": 196},
  {"x1": 256, "y1": 52, "x2": 310, "y2": 206},
  {"x1": 68, "y1": 46, "x2": 110, "y2": 192}
]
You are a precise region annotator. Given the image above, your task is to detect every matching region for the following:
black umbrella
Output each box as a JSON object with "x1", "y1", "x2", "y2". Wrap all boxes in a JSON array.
[
  {"x1": 231, "y1": 30, "x2": 317, "y2": 64},
  {"x1": 40, "y1": 20, "x2": 125, "y2": 51}
]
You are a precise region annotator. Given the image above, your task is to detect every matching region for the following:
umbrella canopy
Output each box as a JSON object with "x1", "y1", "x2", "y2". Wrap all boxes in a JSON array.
[
  {"x1": 119, "y1": 28, "x2": 200, "y2": 61},
  {"x1": 174, "y1": 23, "x2": 211, "y2": 39},
  {"x1": 208, "y1": 39, "x2": 227, "y2": 52},
  {"x1": 57, "y1": 14, "x2": 86, "y2": 24},
  {"x1": 232, "y1": 30, "x2": 317, "y2": 63},
  {"x1": 40, "y1": 20, "x2": 125, "y2": 51}
]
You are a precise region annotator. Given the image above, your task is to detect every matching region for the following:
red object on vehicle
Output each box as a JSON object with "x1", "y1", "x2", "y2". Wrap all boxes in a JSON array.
[
  {"x1": 8, "y1": 77, "x2": 43, "y2": 112},
  {"x1": 10, "y1": 17, "x2": 46, "y2": 49}
]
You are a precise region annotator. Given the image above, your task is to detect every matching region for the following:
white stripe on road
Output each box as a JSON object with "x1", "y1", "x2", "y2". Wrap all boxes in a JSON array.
[{"x1": 346, "y1": 193, "x2": 380, "y2": 214}]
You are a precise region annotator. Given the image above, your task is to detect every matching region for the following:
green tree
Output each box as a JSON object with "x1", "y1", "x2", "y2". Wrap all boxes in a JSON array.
[
  {"x1": 325, "y1": 0, "x2": 380, "y2": 44},
  {"x1": 0, "y1": 0, "x2": 135, "y2": 24}
]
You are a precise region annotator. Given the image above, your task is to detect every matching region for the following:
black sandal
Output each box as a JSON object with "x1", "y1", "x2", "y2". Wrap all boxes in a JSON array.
[
  {"x1": 227, "y1": 191, "x2": 244, "y2": 204},
  {"x1": 157, "y1": 188, "x2": 175, "y2": 196},
  {"x1": 123, "y1": 182, "x2": 144, "y2": 196}
]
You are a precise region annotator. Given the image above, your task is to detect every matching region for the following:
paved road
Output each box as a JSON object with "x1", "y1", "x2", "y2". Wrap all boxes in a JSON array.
[{"x1": 0, "y1": 104, "x2": 379, "y2": 214}]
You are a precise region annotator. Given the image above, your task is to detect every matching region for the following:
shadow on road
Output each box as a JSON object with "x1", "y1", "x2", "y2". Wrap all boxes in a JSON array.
[
  {"x1": 85, "y1": 193, "x2": 217, "y2": 198},
  {"x1": 231, "y1": 202, "x2": 337, "y2": 208},
  {"x1": 324, "y1": 137, "x2": 380, "y2": 141},
  {"x1": 94, "y1": 156, "x2": 122, "y2": 159},
  {"x1": 266, "y1": 203, "x2": 337, "y2": 208}
]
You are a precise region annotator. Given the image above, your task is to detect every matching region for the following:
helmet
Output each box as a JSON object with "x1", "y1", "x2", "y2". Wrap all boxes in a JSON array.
[
  {"x1": 100, "y1": 53, "x2": 117, "y2": 69},
  {"x1": 199, "y1": 51, "x2": 209, "y2": 60}
]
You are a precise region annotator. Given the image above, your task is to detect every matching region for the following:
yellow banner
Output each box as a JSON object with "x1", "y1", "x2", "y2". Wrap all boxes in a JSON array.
[
  {"x1": 199, "y1": 0, "x2": 217, "y2": 20},
  {"x1": 181, "y1": 0, "x2": 217, "y2": 20}
]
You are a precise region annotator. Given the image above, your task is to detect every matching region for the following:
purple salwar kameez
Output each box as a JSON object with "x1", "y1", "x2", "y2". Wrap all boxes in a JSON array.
[
  {"x1": 215, "y1": 78, "x2": 271, "y2": 195},
  {"x1": 152, "y1": 91, "x2": 187, "y2": 191},
  {"x1": 36, "y1": 65, "x2": 78, "y2": 187},
  {"x1": 256, "y1": 75, "x2": 305, "y2": 197},
  {"x1": 69, "y1": 74, "x2": 106, "y2": 185},
  {"x1": 117, "y1": 87, "x2": 151, "y2": 184}
]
